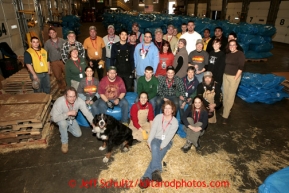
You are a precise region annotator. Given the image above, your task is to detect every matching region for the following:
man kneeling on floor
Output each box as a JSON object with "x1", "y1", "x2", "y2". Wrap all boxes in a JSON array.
[{"x1": 51, "y1": 87, "x2": 94, "y2": 153}]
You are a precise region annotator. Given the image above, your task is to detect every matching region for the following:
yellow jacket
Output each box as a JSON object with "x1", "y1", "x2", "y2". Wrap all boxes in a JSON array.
[{"x1": 26, "y1": 48, "x2": 49, "y2": 73}]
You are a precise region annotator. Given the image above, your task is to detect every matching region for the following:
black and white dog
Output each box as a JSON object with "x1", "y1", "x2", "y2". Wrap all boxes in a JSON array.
[{"x1": 92, "y1": 114, "x2": 133, "y2": 163}]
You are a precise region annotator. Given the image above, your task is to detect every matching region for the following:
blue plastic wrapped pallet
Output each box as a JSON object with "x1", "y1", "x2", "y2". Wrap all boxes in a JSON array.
[
  {"x1": 103, "y1": 13, "x2": 276, "y2": 59},
  {"x1": 237, "y1": 73, "x2": 289, "y2": 104},
  {"x1": 62, "y1": 15, "x2": 81, "y2": 38},
  {"x1": 259, "y1": 167, "x2": 289, "y2": 193}
]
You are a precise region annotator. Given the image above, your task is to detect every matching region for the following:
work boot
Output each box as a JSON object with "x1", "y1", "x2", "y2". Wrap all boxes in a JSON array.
[
  {"x1": 195, "y1": 139, "x2": 201, "y2": 152},
  {"x1": 181, "y1": 140, "x2": 193, "y2": 153},
  {"x1": 61, "y1": 143, "x2": 68, "y2": 153},
  {"x1": 152, "y1": 170, "x2": 162, "y2": 182}
]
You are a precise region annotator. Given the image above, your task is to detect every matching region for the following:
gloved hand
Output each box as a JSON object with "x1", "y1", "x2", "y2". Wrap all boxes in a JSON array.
[
  {"x1": 142, "y1": 130, "x2": 149, "y2": 140},
  {"x1": 106, "y1": 101, "x2": 114, "y2": 109},
  {"x1": 98, "y1": 60, "x2": 105, "y2": 69}
]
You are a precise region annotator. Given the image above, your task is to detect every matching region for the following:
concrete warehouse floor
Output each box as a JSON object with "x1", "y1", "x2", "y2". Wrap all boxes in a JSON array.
[{"x1": 0, "y1": 22, "x2": 288, "y2": 193}]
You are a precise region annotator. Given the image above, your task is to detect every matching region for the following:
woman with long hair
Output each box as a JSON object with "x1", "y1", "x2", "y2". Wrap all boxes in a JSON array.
[
  {"x1": 155, "y1": 41, "x2": 174, "y2": 77},
  {"x1": 180, "y1": 96, "x2": 208, "y2": 153}
]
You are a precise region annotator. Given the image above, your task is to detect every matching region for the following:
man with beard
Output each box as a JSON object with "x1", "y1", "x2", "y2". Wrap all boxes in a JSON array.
[
  {"x1": 197, "y1": 71, "x2": 222, "y2": 123},
  {"x1": 61, "y1": 30, "x2": 85, "y2": 63},
  {"x1": 94, "y1": 66, "x2": 129, "y2": 125},
  {"x1": 111, "y1": 29, "x2": 134, "y2": 91}
]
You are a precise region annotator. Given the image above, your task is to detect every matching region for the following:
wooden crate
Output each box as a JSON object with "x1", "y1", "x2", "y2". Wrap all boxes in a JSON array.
[{"x1": 0, "y1": 122, "x2": 54, "y2": 153}]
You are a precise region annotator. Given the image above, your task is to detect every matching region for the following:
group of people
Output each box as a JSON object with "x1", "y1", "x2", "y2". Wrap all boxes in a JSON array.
[{"x1": 24, "y1": 21, "x2": 245, "y2": 188}]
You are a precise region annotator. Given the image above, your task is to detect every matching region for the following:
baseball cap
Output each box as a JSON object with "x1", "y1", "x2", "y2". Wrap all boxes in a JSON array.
[
  {"x1": 196, "y1": 39, "x2": 203, "y2": 45},
  {"x1": 204, "y1": 71, "x2": 213, "y2": 77},
  {"x1": 89, "y1": 26, "x2": 97, "y2": 31},
  {"x1": 108, "y1": 66, "x2": 117, "y2": 72},
  {"x1": 32, "y1": 79, "x2": 40, "y2": 90},
  {"x1": 166, "y1": 66, "x2": 175, "y2": 72},
  {"x1": 107, "y1": 25, "x2": 114, "y2": 30},
  {"x1": 67, "y1": 30, "x2": 75, "y2": 35}
]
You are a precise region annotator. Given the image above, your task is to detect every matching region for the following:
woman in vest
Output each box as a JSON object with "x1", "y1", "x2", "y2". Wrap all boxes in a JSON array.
[
  {"x1": 173, "y1": 38, "x2": 188, "y2": 78},
  {"x1": 129, "y1": 92, "x2": 154, "y2": 141},
  {"x1": 77, "y1": 66, "x2": 99, "y2": 115},
  {"x1": 197, "y1": 71, "x2": 222, "y2": 123},
  {"x1": 65, "y1": 46, "x2": 87, "y2": 89},
  {"x1": 180, "y1": 96, "x2": 208, "y2": 153}
]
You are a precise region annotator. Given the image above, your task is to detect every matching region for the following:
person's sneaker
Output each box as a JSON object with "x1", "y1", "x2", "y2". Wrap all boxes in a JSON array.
[
  {"x1": 122, "y1": 122, "x2": 129, "y2": 127},
  {"x1": 152, "y1": 170, "x2": 162, "y2": 182},
  {"x1": 61, "y1": 143, "x2": 68, "y2": 153},
  {"x1": 138, "y1": 177, "x2": 150, "y2": 189},
  {"x1": 181, "y1": 140, "x2": 193, "y2": 153}
]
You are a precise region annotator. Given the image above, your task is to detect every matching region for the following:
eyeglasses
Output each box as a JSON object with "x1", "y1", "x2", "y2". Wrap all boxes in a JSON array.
[{"x1": 144, "y1": 36, "x2": 151, "y2": 38}]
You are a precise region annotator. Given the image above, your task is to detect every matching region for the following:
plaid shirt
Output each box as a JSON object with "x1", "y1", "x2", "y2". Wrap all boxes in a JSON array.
[
  {"x1": 157, "y1": 75, "x2": 186, "y2": 98},
  {"x1": 61, "y1": 41, "x2": 85, "y2": 63}
]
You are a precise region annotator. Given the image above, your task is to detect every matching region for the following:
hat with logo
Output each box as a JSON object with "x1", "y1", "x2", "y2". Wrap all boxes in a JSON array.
[
  {"x1": 108, "y1": 66, "x2": 117, "y2": 72},
  {"x1": 196, "y1": 39, "x2": 204, "y2": 45},
  {"x1": 107, "y1": 25, "x2": 114, "y2": 30},
  {"x1": 32, "y1": 79, "x2": 40, "y2": 90}
]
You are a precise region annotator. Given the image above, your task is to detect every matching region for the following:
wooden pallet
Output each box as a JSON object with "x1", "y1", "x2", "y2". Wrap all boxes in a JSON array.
[
  {"x1": 245, "y1": 58, "x2": 268, "y2": 62},
  {"x1": 0, "y1": 94, "x2": 52, "y2": 129},
  {"x1": 0, "y1": 122, "x2": 54, "y2": 153}
]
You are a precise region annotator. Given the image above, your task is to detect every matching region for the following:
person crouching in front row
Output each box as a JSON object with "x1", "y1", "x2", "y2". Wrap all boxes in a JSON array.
[
  {"x1": 180, "y1": 96, "x2": 208, "y2": 153},
  {"x1": 50, "y1": 87, "x2": 94, "y2": 153}
]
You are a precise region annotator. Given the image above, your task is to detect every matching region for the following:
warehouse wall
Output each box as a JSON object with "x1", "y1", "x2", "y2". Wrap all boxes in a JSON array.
[{"x1": 0, "y1": 0, "x2": 24, "y2": 56}]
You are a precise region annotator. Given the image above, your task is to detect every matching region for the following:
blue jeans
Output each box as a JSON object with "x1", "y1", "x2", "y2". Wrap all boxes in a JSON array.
[
  {"x1": 57, "y1": 119, "x2": 82, "y2": 144},
  {"x1": 195, "y1": 72, "x2": 204, "y2": 83},
  {"x1": 155, "y1": 95, "x2": 182, "y2": 115},
  {"x1": 105, "y1": 58, "x2": 111, "y2": 71},
  {"x1": 134, "y1": 75, "x2": 141, "y2": 93},
  {"x1": 93, "y1": 98, "x2": 129, "y2": 123},
  {"x1": 30, "y1": 72, "x2": 50, "y2": 94},
  {"x1": 143, "y1": 138, "x2": 172, "y2": 179}
]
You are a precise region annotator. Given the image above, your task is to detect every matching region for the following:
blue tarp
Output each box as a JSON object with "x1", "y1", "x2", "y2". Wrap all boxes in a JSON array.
[
  {"x1": 237, "y1": 73, "x2": 289, "y2": 104},
  {"x1": 103, "y1": 13, "x2": 276, "y2": 59},
  {"x1": 259, "y1": 167, "x2": 289, "y2": 193}
]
